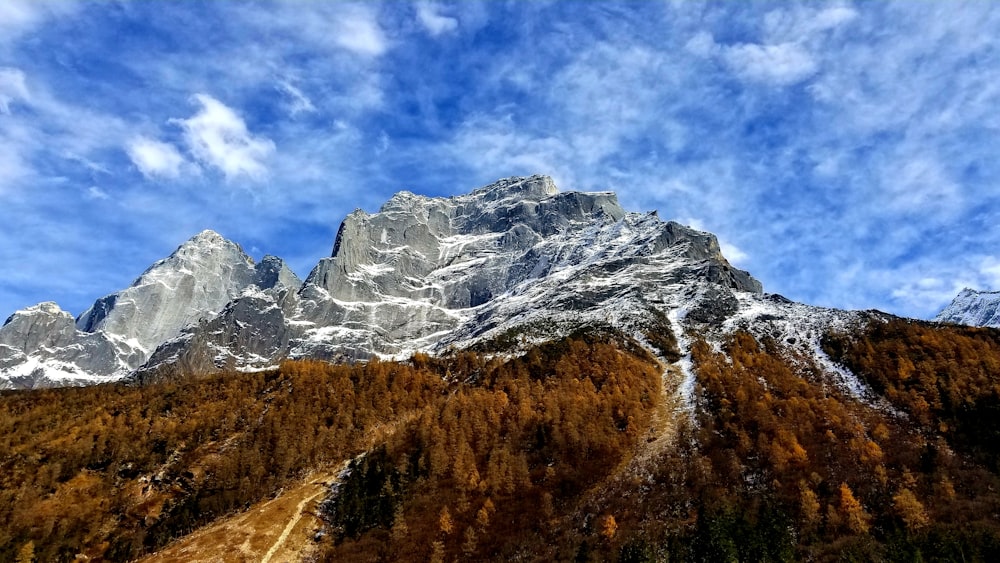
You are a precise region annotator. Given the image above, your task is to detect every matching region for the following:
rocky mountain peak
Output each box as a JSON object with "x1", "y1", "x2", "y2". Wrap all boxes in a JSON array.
[
  {"x1": 273, "y1": 176, "x2": 762, "y2": 366},
  {"x1": 1, "y1": 303, "x2": 76, "y2": 353},
  {"x1": 75, "y1": 230, "x2": 260, "y2": 351},
  {"x1": 189, "y1": 228, "x2": 227, "y2": 244},
  {"x1": 161, "y1": 229, "x2": 251, "y2": 267},
  {"x1": 935, "y1": 288, "x2": 1000, "y2": 328}
]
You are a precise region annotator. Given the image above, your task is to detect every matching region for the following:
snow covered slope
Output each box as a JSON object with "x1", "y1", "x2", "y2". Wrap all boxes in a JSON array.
[
  {"x1": 934, "y1": 288, "x2": 1000, "y2": 328},
  {"x1": 0, "y1": 231, "x2": 300, "y2": 389}
]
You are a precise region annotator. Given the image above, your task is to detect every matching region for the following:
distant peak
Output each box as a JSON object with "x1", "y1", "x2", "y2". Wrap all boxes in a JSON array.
[
  {"x1": 188, "y1": 229, "x2": 226, "y2": 244},
  {"x1": 25, "y1": 301, "x2": 68, "y2": 315},
  {"x1": 470, "y1": 175, "x2": 559, "y2": 200},
  {"x1": 174, "y1": 230, "x2": 246, "y2": 257},
  {"x1": 4, "y1": 301, "x2": 71, "y2": 327},
  {"x1": 960, "y1": 287, "x2": 1000, "y2": 296}
]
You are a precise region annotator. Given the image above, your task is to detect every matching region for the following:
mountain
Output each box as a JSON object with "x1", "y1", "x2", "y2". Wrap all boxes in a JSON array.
[
  {"x1": 3, "y1": 175, "x2": 866, "y2": 391},
  {"x1": 136, "y1": 174, "x2": 770, "y2": 382},
  {"x1": 935, "y1": 287, "x2": 1000, "y2": 327},
  {"x1": 7, "y1": 176, "x2": 1000, "y2": 562},
  {"x1": 0, "y1": 230, "x2": 299, "y2": 389}
]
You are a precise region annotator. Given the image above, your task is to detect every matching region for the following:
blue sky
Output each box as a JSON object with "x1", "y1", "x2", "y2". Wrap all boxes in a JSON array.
[{"x1": 1, "y1": 1, "x2": 999, "y2": 321}]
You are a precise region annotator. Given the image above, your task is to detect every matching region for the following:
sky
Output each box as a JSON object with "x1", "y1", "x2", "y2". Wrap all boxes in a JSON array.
[{"x1": 1, "y1": 1, "x2": 999, "y2": 321}]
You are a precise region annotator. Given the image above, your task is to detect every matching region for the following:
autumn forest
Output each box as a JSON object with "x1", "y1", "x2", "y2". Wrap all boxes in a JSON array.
[{"x1": 3, "y1": 321, "x2": 1000, "y2": 561}]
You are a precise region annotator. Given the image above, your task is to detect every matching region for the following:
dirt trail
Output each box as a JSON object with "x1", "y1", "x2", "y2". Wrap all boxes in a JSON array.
[
  {"x1": 142, "y1": 415, "x2": 419, "y2": 562},
  {"x1": 141, "y1": 468, "x2": 341, "y2": 563},
  {"x1": 260, "y1": 485, "x2": 330, "y2": 563}
]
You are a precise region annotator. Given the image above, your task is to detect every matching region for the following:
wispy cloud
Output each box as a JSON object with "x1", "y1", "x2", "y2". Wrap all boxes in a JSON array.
[
  {"x1": 0, "y1": 67, "x2": 29, "y2": 113},
  {"x1": 87, "y1": 186, "x2": 110, "y2": 200},
  {"x1": 687, "y1": 5, "x2": 857, "y2": 87},
  {"x1": 0, "y1": 0, "x2": 79, "y2": 43},
  {"x1": 724, "y1": 41, "x2": 818, "y2": 86},
  {"x1": 339, "y1": 5, "x2": 389, "y2": 56},
  {"x1": 416, "y1": 2, "x2": 458, "y2": 36},
  {"x1": 276, "y1": 80, "x2": 316, "y2": 116}
]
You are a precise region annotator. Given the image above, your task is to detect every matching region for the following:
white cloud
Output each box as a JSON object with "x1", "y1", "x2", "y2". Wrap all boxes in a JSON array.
[
  {"x1": 236, "y1": 4, "x2": 389, "y2": 60},
  {"x1": 891, "y1": 277, "x2": 970, "y2": 313},
  {"x1": 0, "y1": 67, "x2": 29, "y2": 114},
  {"x1": 811, "y1": 6, "x2": 859, "y2": 33},
  {"x1": 880, "y1": 154, "x2": 960, "y2": 214},
  {"x1": 684, "y1": 31, "x2": 718, "y2": 58},
  {"x1": 680, "y1": 217, "x2": 706, "y2": 231},
  {"x1": 689, "y1": 5, "x2": 857, "y2": 87},
  {"x1": 0, "y1": 0, "x2": 78, "y2": 43},
  {"x1": 686, "y1": 32, "x2": 817, "y2": 86},
  {"x1": 375, "y1": 130, "x2": 390, "y2": 155},
  {"x1": 763, "y1": 5, "x2": 858, "y2": 42},
  {"x1": 979, "y1": 257, "x2": 1000, "y2": 289},
  {"x1": 720, "y1": 241, "x2": 748, "y2": 265},
  {"x1": 172, "y1": 94, "x2": 275, "y2": 181},
  {"x1": 416, "y1": 2, "x2": 458, "y2": 36},
  {"x1": 722, "y1": 42, "x2": 818, "y2": 86},
  {"x1": 0, "y1": 148, "x2": 30, "y2": 192},
  {"x1": 332, "y1": 4, "x2": 388, "y2": 57},
  {"x1": 448, "y1": 114, "x2": 577, "y2": 189},
  {"x1": 276, "y1": 80, "x2": 316, "y2": 116},
  {"x1": 86, "y1": 186, "x2": 110, "y2": 200},
  {"x1": 126, "y1": 136, "x2": 187, "y2": 179}
]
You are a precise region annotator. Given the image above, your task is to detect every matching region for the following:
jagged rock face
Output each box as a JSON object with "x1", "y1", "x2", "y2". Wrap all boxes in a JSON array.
[
  {"x1": 138, "y1": 286, "x2": 300, "y2": 384},
  {"x1": 77, "y1": 230, "x2": 275, "y2": 353},
  {"x1": 935, "y1": 288, "x2": 1000, "y2": 328},
  {"x1": 150, "y1": 175, "x2": 763, "y2": 374},
  {"x1": 292, "y1": 176, "x2": 758, "y2": 352},
  {"x1": 255, "y1": 255, "x2": 301, "y2": 291},
  {"x1": 0, "y1": 231, "x2": 301, "y2": 389},
  {"x1": 3, "y1": 175, "x2": 773, "y2": 387}
]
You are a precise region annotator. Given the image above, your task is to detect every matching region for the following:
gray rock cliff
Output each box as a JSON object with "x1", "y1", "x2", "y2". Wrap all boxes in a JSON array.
[{"x1": 138, "y1": 175, "x2": 763, "y2": 379}]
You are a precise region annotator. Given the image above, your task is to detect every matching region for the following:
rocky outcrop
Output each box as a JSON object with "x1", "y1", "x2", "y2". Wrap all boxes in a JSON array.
[
  {"x1": 935, "y1": 288, "x2": 1000, "y2": 328},
  {"x1": 76, "y1": 230, "x2": 295, "y2": 353}
]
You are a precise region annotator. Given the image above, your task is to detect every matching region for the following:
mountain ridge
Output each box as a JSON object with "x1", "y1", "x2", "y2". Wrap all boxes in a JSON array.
[
  {"x1": 1, "y1": 175, "x2": 836, "y2": 390},
  {"x1": 138, "y1": 174, "x2": 766, "y2": 382}
]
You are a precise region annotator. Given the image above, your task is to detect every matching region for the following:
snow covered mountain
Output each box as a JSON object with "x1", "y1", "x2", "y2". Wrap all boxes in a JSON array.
[
  {"x1": 0, "y1": 231, "x2": 299, "y2": 389},
  {"x1": 935, "y1": 288, "x2": 1000, "y2": 328},
  {"x1": 2, "y1": 175, "x2": 868, "y2": 391}
]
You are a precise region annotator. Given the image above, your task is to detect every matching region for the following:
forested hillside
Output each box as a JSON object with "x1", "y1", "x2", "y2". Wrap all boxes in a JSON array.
[
  {"x1": 3, "y1": 323, "x2": 1000, "y2": 561},
  {"x1": 0, "y1": 358, "x2": 445, "y2": 561}
]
